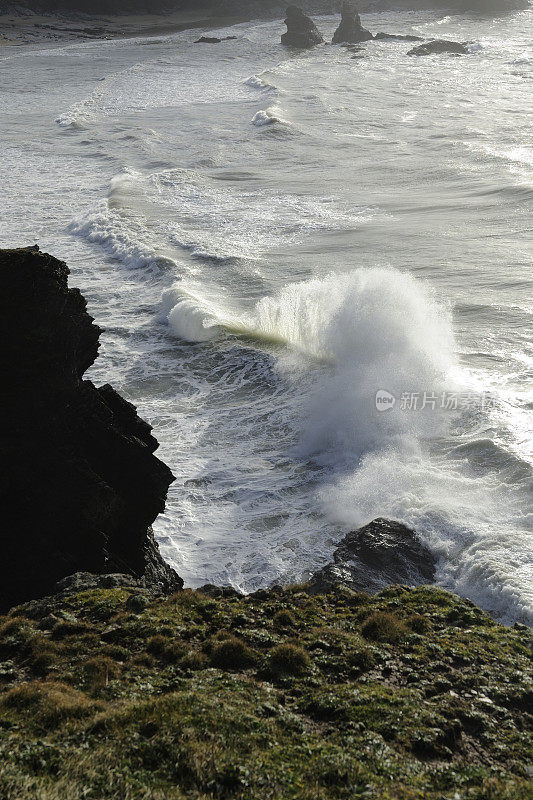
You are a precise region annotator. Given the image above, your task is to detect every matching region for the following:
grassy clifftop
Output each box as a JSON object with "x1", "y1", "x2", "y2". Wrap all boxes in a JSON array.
[{"x1": 0, "y1": 583, "x2": 531, "y2": 799}]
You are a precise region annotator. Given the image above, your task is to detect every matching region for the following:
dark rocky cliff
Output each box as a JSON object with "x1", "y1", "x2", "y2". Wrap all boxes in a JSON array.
[{"x1": 0, "y1": 247, "x2": 182, "y2": 611}]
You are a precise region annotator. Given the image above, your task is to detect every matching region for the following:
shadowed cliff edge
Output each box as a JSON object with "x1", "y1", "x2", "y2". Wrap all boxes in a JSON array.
[
  {"x1": 0, "y1": 246, "x2": 439, "y2": 613},
  {"x1": 0, "y1": 247, "x2": 182, "y2": 612}
]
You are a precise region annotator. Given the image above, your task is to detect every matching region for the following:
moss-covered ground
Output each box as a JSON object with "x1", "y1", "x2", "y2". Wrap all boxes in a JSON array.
[{"x1": 0, "y1": 583, "x2": 531, "y2": 799}]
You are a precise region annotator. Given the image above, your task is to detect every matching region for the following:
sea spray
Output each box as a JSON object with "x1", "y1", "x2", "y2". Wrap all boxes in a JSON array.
[
  {"x1": 254, "y1": 268, "x2": 455, "y2": 458},
  {"x1": 163, "y1": 268, "x2": 533, "y2": 623},
  {"x1": 253, "y1": 273, "x2": 531, "y2": 624}
]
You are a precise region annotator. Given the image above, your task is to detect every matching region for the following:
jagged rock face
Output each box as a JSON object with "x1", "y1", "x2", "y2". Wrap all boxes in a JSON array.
[
  {"x1": 408, "y1": 39, "x2": 469, "y2": 56},
  {"x1": 332, "y1": 2, "x2": 373, "y2": 44},
  {"x1": 308, "y1": 518, "x2": 436, "y2": 594},
  {"x1": 281, "y1": 5, "x2": 324, "y2": 48},
  {"x1": 0, "y1": 247, "x2": 182, "y2": 611}
]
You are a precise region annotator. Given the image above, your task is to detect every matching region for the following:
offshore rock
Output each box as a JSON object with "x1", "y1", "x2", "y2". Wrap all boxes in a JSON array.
[
  {"x1": 332, "y1": 2, "x2": 373, "y2": 44},
  {"x1": 408, "y1": 39, "x2": 469, "y2": 56},
  {"x1": 281, "y1": 5, "x2": 324, "y2": 48},
  {"x1": 374, "y1": 32, "x2": 423, "y2": 41},
  {"x1": 194, "y1": 36, "x2": 238, "y2": 43},
  {"x1": 308, "y1": 518, "x2": 436, "y2": 594},
  {"x1": 0, "y1": 247, "x2": 182, "y2": 611}
]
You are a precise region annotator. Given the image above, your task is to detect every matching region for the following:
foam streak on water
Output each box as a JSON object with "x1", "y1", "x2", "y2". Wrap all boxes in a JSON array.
[{"x1": 0, "y1": 9, "x2": 531, "y2": 622}]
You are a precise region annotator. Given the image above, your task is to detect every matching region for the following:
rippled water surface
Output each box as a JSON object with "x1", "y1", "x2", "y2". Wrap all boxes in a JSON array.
[{"x1": 1, "y1": 9, "x2": 531, "y2": 622}]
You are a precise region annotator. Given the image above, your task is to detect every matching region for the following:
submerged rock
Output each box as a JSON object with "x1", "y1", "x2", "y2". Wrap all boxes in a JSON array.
[
  {"x1": 308, "y1": 518, "x2": 436, "y2": 594},
  {"x1": 0, "y1": 247, "x2": 182, "y2": 611},
  {"x1": 374, "y1": 32, "x2": 423, "y2": 41},
  {"x1": 332, "y1": 2, "x2": 373, "y2": 44},
  {"x1": 194, "y1": 36, "x2": 238, "y2": 44},
  {"x1": 408, "y1": 39, "x2": 469, "y2": 56},
  {"x1": 281, "y1": 5, "x2": 324, "y2": 48}
]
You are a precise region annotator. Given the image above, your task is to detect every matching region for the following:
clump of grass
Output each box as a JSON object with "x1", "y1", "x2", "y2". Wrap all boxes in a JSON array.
[
  {"x1": 347, "y1": 646, "x2": 376, "y2": 671},
  {"x1": 101, "y1": 644, "x2": 130, "y2": 661},
  {"x1": 210, "y1": 636, "x2": 256, "y2": 670},
  {"x1": 131, "y1": 652, "x2": 155, "y2": 669},
  {"x1": 162, "y1": 642, "x2": 189, "y2": 664},
  {"x1": 344, "y1": 590, "x2": 371, "y2": 607},
  {"x1": 273, "y1": 609, "x2": 296, "y2": 630},
  {"x1": 0, "y1": 617, "x2": 32, "y2": 637},
  {"x1": 84, "y1": 656, "x2": 121, "y2": 688},
  {"x1": 407, "y1": 614, "x2": 431, "y2": 634},
  {"x1": 1, "y1": 681, "x2": 95, "y2": 728},
  {"x1": 146, "y1": 635, "x2": 170, "y2": 656},
  {"x1": 28, "y1": 647, "x2": 57, "y2": 676},
  {"x1": 267, "y1": 643, "x2": 310, "y2": 676},
  {"x1": 125, "y1": 594, "x2": 148, "y2": 613},
  {"x1": 179, "y1": 650, "x2": 209, "y2": 671},
  {"x1": 51, "y1": 620, "x2": 93, "y2": 639},
  {"x1": 0, "y1": 617, "x2": 35, "y2": 658},
  {"x1": 361, "y1": 612, "x2": 407, "y2": 643}
]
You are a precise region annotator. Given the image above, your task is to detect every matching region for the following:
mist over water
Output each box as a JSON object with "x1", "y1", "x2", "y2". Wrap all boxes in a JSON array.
[{"x1": 1, "y1": 9, "x2": 531, "y2": 622}]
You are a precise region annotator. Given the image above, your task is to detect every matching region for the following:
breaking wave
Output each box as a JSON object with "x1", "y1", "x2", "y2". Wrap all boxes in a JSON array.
[{"x1": 252, "y1": 106, "x2": 288, "y2": 126}]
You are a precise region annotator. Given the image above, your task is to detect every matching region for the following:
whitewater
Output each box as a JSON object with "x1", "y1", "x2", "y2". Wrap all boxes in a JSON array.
[{"x1": 1, "y1": 9, "x2": 531, "y2": 624}]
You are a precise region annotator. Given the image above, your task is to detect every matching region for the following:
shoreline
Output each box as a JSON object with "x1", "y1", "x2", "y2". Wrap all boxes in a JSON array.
[
  {"x1": 0, "y1": 9, "x2": 247, "y2": 47},
  {"x1": 1, "y1": 1, "x2": 528, "y2": 47}
]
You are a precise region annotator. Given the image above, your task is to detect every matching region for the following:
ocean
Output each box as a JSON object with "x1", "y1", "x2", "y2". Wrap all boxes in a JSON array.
[{"x1": 1, "y1": 8, "x2": 531, "y2": 623}]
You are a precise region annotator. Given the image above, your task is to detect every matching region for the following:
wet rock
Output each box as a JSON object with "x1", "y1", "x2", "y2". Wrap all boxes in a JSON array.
[
  {"x1": 308, "y1": 518, "x2": 436, "y2": 594},
  {"x1": 0, "y1": 247, "x2": 182, "y2": 611},
  {"x1": 408, "y1": 39, "x2": 469, "y2": 56},
  {"x1": 281, "y1": 5, "x2": 324, "y2": 48},
  {"x1": 194, "y1": 36, "x2": 238, "y2": 44},
  {"x1": 332, "y1": 2, "x2": 373, "y2": 44},
  {"x1": 374, "y1": 32, "x2": 423, "y2": 41}
]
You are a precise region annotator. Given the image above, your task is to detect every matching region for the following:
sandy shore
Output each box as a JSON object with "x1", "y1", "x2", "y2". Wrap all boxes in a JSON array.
[{"x1": 0, "y1": 9, "x2": 244, "y2": 47}]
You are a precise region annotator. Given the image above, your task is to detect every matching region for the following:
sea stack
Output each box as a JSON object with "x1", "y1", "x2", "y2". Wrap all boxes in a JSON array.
[
  {"x1": 0, "y1": 247, "x2": 182, "y2": 611},
  {"x1": 332, "y1": 2, "x2": 373, "y2": 44},
  {"x1": 281, "y1": 5, "x2": 324, "y2": 48}
]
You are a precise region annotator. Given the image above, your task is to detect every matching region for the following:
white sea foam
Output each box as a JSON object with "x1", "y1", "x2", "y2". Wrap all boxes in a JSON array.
[
  {"x1": 320, "y1": 446, "x2": 533, "y2": 624},
  {"x1": 165, "y1": 267, "x2": 456, "y2": 457},
  {"x1": 162, "y1": 269, "x2": 533, "y2": 623},
  {"x1": 147, "y1": 168, "x2": 373, "y2": 261},
  {"x1": 70, "y1": 171, "x2": 181, "y2": 273},
  {"x1": 245, "y1": 74, "x2": 277, "y2": 92},
  {"x1": 252, "y1": 106, "x2": 287, "y2": 126},
  {"x1": 5, "y1": 12, "x2": 531, "y2": 623},
  {"x1": 56, "y1": 47, "x2": 263, "y2": 129},
  {"x1": 252, "y1": 271, "x2": 532, "y2": 623}
]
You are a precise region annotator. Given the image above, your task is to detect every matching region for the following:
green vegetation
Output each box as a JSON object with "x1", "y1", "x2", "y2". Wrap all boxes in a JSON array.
[
  {"x1": 0, "y1": 583, "x2": 531, "y2": 799},
  {"x1": 361, "y1": 611, "x2": 407, "y2": 643}
]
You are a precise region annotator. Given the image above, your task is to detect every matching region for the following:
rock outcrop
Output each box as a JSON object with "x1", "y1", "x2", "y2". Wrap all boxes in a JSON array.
[
  {"x1": 408, "y1": 39, "x2": 469, "y2": 56},
  {"x1": 308, "y1": 518, "x2": 436, "y2": 594},
  {"x1": 332, "y1": 2, "x2": 373, "y2": 44},
  {"x1": 374, "y1": 32, "x2": 423, "y2": 41},
  {"x1": 0, "y1": 247, "x2": 182, "y2": 611},
  {"x1": 281, "y1": 5, "x2": 324, "y2": 48},
  {"x1": 194, "y1": 35, "x2": 238, "y2": 43}
]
